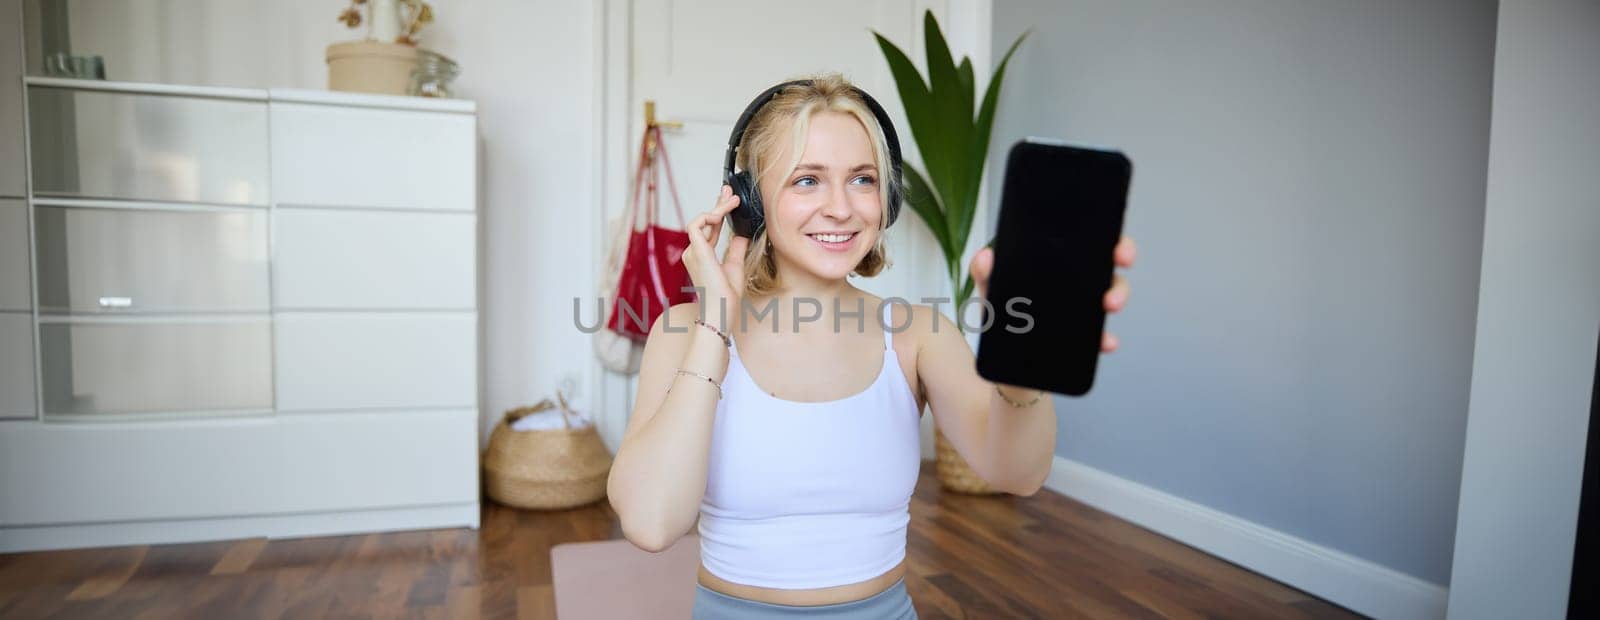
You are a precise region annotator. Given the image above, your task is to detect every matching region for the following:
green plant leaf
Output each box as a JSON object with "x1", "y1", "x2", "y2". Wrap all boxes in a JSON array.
[
  {"x1": 922, "y1": 11, "x2": 973, "y2": 131},
  {"x1": 958, "y1": 273, "x2": 975, "y2": 303},
  {"x1": 921, "y1": 10, "x2": 973, "y2": 243},
  {"x1": 901, "y1": 165, "x2": 954, "y2": 261},
  {"x1": 956, "y1": 57, "x2": 975, "y2": 116},
  {"x1": 956, "y1": 29, "x2": 1029, "y2": 254},
  {"x1": 877, "y1": 19, "x2": 1026, "y2": 301},
  {"x1": 872, "y1": 31, "x2": 939, "y2": 179}
]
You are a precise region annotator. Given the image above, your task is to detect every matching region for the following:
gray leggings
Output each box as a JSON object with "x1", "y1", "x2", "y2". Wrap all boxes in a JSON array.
[{"x1": 692, "y1": 578, "x2": 918, "y2": 619}]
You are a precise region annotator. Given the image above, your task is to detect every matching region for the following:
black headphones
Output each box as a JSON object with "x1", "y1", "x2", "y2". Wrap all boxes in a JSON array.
[{"x1": 722, "y1": 79, "x2": 905, "y2": 239}]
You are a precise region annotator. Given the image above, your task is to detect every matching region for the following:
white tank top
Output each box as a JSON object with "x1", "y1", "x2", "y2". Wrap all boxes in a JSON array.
[{"x1": 698, "y1": 303, "x2": 923, "y2": 589}]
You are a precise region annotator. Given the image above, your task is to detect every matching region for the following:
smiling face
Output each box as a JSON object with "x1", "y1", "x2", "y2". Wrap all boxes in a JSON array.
[{"x1": 759, "y1": 111, "x2": 885, "y2": 285}]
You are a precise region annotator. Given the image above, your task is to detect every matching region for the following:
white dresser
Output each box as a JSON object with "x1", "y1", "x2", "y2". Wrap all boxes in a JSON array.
[{"x1": 0, "y1": 22, "x2": 481, "y2": 550}]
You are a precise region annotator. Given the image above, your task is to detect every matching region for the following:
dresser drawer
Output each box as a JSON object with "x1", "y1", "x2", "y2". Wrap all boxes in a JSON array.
[
  {"x1": 0, "y1": 313, "x2": 36, "y2": 419},
  {"x1": 0, "y1": 200, "x2": 29, "y2": 310},
  {"x1": 270, "y1": 102, "x2": 474, "y2": 211},
  {"x1": 38, "y1": 318, "x2": 273, "y2": 416},
  {"x1": 33, "y1": 205, "x2": 269, "y2": 314},
  {"x1": 0, "y1": 408, "x2": 478, "y2": 525},
  {"x1": 274, "y1": 312, "x2": 476, "y2": 412},
  {"x1": 28, "y1": 87, "x2": 269, "y2": 205},
  {"x1": 273, "y1": 208, "x2": 475, "y2": 309}
]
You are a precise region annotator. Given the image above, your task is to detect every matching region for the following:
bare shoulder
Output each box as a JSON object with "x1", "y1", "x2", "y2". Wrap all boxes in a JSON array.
[
  {"x1": 873, "y1": 299, "x2": 963, "y2": 351},
  {"x1": 871, "y1": 300, "x2": 964, "y2": 405}
]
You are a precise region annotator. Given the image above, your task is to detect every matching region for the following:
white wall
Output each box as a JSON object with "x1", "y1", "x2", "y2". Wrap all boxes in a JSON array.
[
  {"x1": 425, "y1": 3, "x2": 602, "y2": 441},
  {"x1": 991, "y1": 0, "x2": 1497, "y2": 591},
  {"x1": 38, "y1": 0, "x2": 604, "y2": 440},
  {"x1": 1448, "y1": 1, "x2": 1600, "y2": 617}
]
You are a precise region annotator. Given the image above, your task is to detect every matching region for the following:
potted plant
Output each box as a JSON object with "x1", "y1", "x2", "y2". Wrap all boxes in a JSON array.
[
  {"x1": 874, "y1": 11, "x2": 1027, "y2": 494},
  {"x1": 327, "y1": 0, "x2": 436, "y2": 95}
]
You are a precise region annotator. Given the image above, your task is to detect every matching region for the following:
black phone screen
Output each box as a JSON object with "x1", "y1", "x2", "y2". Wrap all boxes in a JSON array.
[{"x1": 976, "y1": 138, "x2": 1132, "y2": 397}]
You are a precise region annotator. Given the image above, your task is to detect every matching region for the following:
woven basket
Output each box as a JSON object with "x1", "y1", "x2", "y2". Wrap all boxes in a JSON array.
[
  {"x1": 483, "y1": 394, "x2": 613, "y2": 510},
  {"x1": 934, "y1": 428, "x2": 1005, "y2": 495}
]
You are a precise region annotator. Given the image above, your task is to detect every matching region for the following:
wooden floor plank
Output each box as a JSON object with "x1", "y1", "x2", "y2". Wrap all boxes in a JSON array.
[
  {"x1": 516, "y1": 583, "x2": 555, "y2": 620},
  {"x1": 65, "y1": 546, "x2": 147, "y2": 600},
  {"x1": 210, "y1": 538, "x2": 268, "y2": 575},
  {"x1": 0, "y1": 461, "x2": 1362, "y2": 619}
]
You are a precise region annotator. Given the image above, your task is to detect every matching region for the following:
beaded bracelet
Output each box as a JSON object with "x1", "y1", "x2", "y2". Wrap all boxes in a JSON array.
[
  {"x1": 669, "y1": 369, "x2": 722, "y2": 399},
  {"x1": 995, "y1": 384, "x2": 1044, "y2": 408},
  {"x1": 694, "y1": 318, "x2": 731, "y2": 348}
]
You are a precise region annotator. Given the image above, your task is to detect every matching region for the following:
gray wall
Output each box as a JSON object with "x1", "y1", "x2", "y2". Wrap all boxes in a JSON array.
[
  {"x1": 990, "y1": 0, "x2": 1497, "y2": 584},
  {"x1": 1448, "y1": 1, "x2": 1600, "y2": 617}
]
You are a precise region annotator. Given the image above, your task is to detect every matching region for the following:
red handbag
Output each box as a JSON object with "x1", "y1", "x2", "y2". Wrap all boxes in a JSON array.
[{"x1": 607, "y1": 125, "x2": 695, "y2": 341}]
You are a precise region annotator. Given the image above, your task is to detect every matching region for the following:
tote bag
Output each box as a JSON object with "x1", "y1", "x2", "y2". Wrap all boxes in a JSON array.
[{"x1": 594, "y1": 125, "x2": 694, "y2": 372}]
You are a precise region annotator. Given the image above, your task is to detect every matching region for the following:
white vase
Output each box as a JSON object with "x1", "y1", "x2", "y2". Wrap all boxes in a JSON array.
[{"x1": 367, "y1": 0, "x2": 403, "y2": 43}]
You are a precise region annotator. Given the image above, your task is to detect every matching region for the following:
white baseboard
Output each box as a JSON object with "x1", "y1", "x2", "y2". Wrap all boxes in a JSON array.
[
  {"x1": 1045, "y1": 457, "x2": 1448, "y2": 620},
  {"x1": 0, "y1": 502, "x2": 481, "y2": 553}
]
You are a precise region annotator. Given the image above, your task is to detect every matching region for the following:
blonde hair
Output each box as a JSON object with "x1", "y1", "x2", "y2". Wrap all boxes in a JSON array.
[{"x1": 735, "y1": 73, "x2": 900, "y2": 297}]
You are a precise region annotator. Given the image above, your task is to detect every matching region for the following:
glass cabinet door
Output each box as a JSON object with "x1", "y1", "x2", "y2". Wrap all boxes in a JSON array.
[
  {"x1": 27, "y1": 86, "x2": 269, "y2": 205},
  {"x1": 33, "y1": 205, "x2": 270, "y2": 314},
  {"x1": 38, "y1": 319, "x2": 273, "y2": 417},
  {"x1": 0, "y1": 313, "x2": 35, "y2": 419},
  {"x1": 1, "y1": 0, "x2": 24, "y2": 198},
  {"x1": 0, "y1": 199, "x2": 30, "y2": 311}
]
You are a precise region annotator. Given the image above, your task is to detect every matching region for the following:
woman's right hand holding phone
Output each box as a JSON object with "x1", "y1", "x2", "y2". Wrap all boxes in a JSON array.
[{"x1": 681, "y1": 184, "x2": 750, "y2": 332}]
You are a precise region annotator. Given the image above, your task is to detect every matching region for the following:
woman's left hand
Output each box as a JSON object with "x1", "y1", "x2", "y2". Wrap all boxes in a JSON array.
[{"x1": 970, "y1": 234, "x2": 1137, "y2": 353}]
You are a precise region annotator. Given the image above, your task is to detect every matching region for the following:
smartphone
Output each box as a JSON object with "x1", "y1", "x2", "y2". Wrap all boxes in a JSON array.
[{"x1": 976, "y1": 138, "x2": 1132, "y2": 397}]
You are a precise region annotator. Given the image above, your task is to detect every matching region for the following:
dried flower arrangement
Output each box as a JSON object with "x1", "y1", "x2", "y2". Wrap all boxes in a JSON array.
[
  {"x1": 336, "y1": 2, "x2": 363, "y2": 28},
  {"x1": 338, "y1": 0, "x2": 434, "y2": 46}
]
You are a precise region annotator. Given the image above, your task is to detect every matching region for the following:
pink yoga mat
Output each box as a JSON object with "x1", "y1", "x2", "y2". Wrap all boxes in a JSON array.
[{"x1": 551, "y1": 534, "x2": 701, "y2": 619}]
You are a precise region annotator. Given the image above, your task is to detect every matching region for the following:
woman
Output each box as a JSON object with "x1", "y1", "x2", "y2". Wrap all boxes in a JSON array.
[{"x1": 606, "y1": 74, "x2": 1136, "y2": 619}]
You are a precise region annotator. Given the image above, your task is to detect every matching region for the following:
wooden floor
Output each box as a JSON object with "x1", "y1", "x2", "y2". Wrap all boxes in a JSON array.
[{"x1": 0, "y1": 462, "x2": 1359, "y2": 619}]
